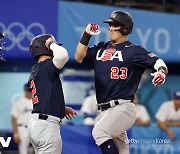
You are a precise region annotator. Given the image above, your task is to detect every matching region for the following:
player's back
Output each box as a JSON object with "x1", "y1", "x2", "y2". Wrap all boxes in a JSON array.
[{"x1": 29, "y1": 59, "x2": 65, "y2": 119}]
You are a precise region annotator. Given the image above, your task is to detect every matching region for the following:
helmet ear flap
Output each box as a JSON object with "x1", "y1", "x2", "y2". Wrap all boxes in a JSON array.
[{"x1": 119, "y1": 27, "x2": 128, "y2": 36}]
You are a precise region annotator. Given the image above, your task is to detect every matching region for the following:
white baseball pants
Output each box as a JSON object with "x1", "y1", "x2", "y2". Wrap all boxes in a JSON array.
[{"x1": 92, "y1": 100, "x2": 136, "y2": 154}]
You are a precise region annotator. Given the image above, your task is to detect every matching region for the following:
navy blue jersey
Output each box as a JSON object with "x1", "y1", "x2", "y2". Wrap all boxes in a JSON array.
[
  {"x1": 82, "y1": 41, "x2": 158, "y2": 103},
  {"x1": 28, "y1": 59, "x2": 65, "y2": 119}
]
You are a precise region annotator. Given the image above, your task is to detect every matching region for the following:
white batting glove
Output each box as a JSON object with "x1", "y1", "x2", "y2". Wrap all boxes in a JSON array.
[
  {"x1": 151, "y1": 70, "x2": 167, "y2": 86},
  {"x1": 85, "y1": 23, "x2": 100, "y2": 36}
]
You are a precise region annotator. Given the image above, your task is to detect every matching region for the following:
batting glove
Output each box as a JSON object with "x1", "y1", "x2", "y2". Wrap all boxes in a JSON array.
[
  {"x1": 85, "y1": 23, "x2": 100, "y2": 36},
  {"x1": 151, "y1": 70, "x2": 167, "y2": 86}
]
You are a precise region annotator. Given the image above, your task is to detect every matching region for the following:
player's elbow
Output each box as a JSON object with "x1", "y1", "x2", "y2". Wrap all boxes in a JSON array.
[
  {"x1": 56, "y1": 48, "x2": 68, "y2": 61},
  {"x1": 75, "y1": 54, "x2": 83, "y2": 63},
  {"x1": 53, "y1": 50, "x2": 69, "y2": 69},
  {"x1": 156, "y1": 119, "x2": 164, "y2": 127},
  {"x1": 144, "y1": 120, "x2": 151, "y2": 126},
  {"x1": 61, "y1": 52, "x2": 69, "y2": 64}
]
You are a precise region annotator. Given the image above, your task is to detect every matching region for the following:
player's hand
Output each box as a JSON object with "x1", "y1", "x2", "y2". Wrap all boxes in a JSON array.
[
  {"x1": 85, "y1": 23, "x2": 100, "y2": 36},
  {"x1": 65, "y1": 106, "x2": 77, "y2": 120},
  {"x1": 45, "y1": 36, "x2": 56, "y2": 50},
  {"x1": 167, "y1": 129, "x2": 176, "y2": 140},
  {"x1": 151, "y1": 70, "x2": 167, "y2": 86},
  {"x1": 13, "y1": 134, "x2": 21, "y2": 144}
]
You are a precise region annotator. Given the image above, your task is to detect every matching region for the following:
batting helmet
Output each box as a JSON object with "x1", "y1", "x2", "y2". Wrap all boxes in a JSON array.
[
  {"x1": 104, "y1": 10, "x2": 134, "y2": 35},
  {"x1": 30, "y1": 34, "x2": 62, "y2": 58}
]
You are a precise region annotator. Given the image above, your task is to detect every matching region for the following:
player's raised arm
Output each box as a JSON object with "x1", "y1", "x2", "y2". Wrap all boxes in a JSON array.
[
  {"x1": 45, "y1": 37, "x2": 69, "y2": 69},
  {"x1": 151, "y1": 59, "x2": 168, "y2": 86},
  {"x1": 75, "y1": 23, "x2": 100, "y2": 63}
]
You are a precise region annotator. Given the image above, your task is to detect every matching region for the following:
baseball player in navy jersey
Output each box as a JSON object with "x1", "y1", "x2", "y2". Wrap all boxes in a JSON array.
[
  {"x1": 27, "y1": 34, "x2": 77, "y2": 154},
  {"x1": 75, "y1": 10, "x2": 168, "y2": 154}
]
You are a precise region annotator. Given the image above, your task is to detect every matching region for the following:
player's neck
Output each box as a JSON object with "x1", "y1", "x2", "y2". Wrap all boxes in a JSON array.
[
  {"x1": 174, "y1": 102, "x2": 180, "y2": 111},
  {"x1": 38, "y1": 55, "x2": 52, "y2": 63},
  {"x1": 112, "y1": 35, "x2": 128, "y2": 46}
]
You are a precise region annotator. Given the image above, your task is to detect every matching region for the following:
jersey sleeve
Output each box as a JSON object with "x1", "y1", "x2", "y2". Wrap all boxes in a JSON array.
[
  {"x1": 155, "y1": 103, "x2": 168, "y2": 122},
  {"x1": 11, "y1": 101, "x2": 20, "y2": 118},
  {"x1": 140, "y1": 105, "x2": 150, "y2": 122},
  {"x1": 81, "y1": 95, "x2": 97, "y2": 114},
  {"x1": 133, "y1": 46, "x2": 159, "y2": 69},
  {"x1": 82, "y1": 42, "x2": 105, "y2": 64}
]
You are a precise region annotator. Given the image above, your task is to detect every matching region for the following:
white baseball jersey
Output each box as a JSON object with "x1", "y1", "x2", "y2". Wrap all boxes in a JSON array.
[
  {"x1": 135, "y1": 104, "x2": 150, "y2": 122},
  {"x1": 11, "y1": 96, "x2": 33, "y2": 125},
  {"x1": 81, "y1": 94, "x2": 97, "y2": 114},
  {"x1": 81, "y1": 94, "x2": 98, "y2": 125},
  {"x1": 11, "y1": 96, "x2": 33, "y2": 154},
  {"x1": 155, "y1": 101, "x2": 180, "y2": 122}
]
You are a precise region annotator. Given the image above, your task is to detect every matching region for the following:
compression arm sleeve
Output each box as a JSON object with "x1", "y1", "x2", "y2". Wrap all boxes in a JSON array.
[
  {"x1": 50, "y1": 43, "x2": 69, "y2": 69},
  {"x1": 154, "y1": 59, "x2": 168, "y2": 73}
]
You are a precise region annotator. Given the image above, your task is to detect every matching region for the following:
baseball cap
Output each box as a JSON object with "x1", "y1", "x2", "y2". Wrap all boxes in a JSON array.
[
  {"x1": 24, "y1": 83, "x2": 31, "y2": 92},
  {"x1": 173, "y1": 91, "x2": 180, "y2": 99}
]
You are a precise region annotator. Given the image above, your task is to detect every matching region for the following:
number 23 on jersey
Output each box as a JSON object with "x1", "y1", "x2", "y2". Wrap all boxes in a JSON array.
[{"x1": 111, "y1": 67, "x2": 128, "y2": 79}]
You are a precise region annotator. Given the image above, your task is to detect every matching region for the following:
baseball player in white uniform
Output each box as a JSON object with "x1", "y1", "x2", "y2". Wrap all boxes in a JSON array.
[
  {"x1": 133, "y1": 95, "x2": 151, "y2": 126},
  {"x1": 156, "y1": 91, "x2": 180, "y2": 140},
  {"x1": 11, "y1": 83, "x2": 33, "y2": 154},
  {"x1": 81, "y1": 93, "x2": 98, "y2": 125}
]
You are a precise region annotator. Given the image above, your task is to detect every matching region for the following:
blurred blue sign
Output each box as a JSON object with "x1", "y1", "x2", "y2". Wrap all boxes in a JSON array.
[{"x1": 0, "y1": 0, "x2": 58, "y2": 59}]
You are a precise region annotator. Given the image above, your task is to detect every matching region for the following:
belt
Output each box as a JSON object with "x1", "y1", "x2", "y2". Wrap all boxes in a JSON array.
[
  {"x1": 31, "y1": 113, "x2": 61, "y2": 124},
  {"x1": 18, "y1": 124, "x2": 28, "y2": 128},
  {"x1": 98, "y1": 99, "x2": 132, "y2": 111},
  {"x1": 39, "y1": 114, "x2": 48, "y2": 120}
]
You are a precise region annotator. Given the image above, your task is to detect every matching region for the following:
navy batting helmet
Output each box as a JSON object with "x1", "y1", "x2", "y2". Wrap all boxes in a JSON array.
[
  {"x1": 30, "y1": 34, "x2": 62, "y2": 58},
  {"x1": 104, "y1": 10, "x2": 134, "y2": 35}
]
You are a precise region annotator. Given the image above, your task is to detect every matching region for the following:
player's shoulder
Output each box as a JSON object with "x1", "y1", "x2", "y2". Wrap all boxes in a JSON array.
[
  {"x1": 164, "y1": 101, "x2": 173, "y2": 105},
  {"x1": 136, "y1": 104, "x2": 146, "y2": 111},
  {"x1": 84, "y1": 94, "x2": 96, "y2": 103},
  {"x1": 132, "y1": 44, "x2": 148, "y2": 53},
  {"x1": 40, "y1": 58, "x2": 52, "y2": 65},
  {"x1": 96, "y1": 41, "x2": 110, "y2": 49},
  {"x1": 85, "y1": 94, "x2": 95, "y2": 100},
  {"x1": 12, "y1": 96, "x2": 25, "y2": 107},
  {"x1": 137, "y1": 104, "x2": 145, "y2": 108},
  {"x1": 132, "y1": 44, "x2": 159, "y2": 58},
  {"x1": 160, "y1": 101, "x2": 172, "y2": 108},
  {"x1": 39, "y1": 58, "x2": 59, "y2": 71}
]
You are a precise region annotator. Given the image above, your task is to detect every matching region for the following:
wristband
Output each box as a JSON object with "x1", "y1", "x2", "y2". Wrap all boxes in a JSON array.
[
  {"x1": 80, "y1": 32, "x2": 91, "y2": 46},
  {"x1": 48, "y1": 41, "x2": 56, "y2": 49},
  {"x1": 158, "y1": 66, "x2": 168, "y2": 75}
]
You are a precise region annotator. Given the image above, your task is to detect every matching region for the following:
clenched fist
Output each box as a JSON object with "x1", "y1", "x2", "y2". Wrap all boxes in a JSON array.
[
  {"x1": 151, "y1": 70, "x2": 167, "y2": 86},
  {"x1": 85, "y1": 23, "x2": 100, "y2": 36}
]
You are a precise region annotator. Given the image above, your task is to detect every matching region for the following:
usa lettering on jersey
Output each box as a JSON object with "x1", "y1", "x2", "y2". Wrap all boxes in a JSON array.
[{"x1": 96, "y1": 48, "x2": 123, "y2": 61}]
